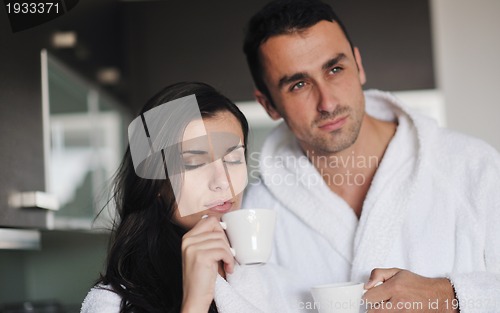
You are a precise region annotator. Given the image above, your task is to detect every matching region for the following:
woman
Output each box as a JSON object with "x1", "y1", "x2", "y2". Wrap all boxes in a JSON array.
[
  {"x1": 82, "y1": 82, "x2": 249, "y2": 312},
  {"x1": 82, "y1": 82, "x2": 302, "y2": 313}
]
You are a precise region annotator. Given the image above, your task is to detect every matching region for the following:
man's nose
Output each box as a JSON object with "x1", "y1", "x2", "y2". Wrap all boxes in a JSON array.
[
  {"x1": 208, "y1": 159, "x2": 230, "y2": 191},
  {"x1": 316, "y1": 82, "x2": 339, "y2": 114}
]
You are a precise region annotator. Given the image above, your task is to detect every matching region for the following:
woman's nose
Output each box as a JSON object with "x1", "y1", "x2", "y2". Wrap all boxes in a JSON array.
[{"x1": 208, "y1": 159, "x2": 230, "y2": 191}]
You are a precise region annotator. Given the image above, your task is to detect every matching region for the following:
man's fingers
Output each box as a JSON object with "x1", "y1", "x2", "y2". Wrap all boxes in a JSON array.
[
  {"x1": 365, "y1": 267, "x2": 401, "y2": 289},
  {"x1": 364, "y1": 268, "x2": 403, "y2": 311},
  {"x1": 363, "y1": 282, "x2": 391, "y2": 309}
]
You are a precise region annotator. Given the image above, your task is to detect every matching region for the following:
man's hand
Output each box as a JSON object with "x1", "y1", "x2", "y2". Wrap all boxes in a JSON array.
[{"x1": 363, "y1": 268, "x2": 458, "y2": 312}]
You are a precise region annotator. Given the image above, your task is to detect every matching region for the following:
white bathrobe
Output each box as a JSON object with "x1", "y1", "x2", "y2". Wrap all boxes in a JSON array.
[
  {"x1": 243, "y1": 89, "x2": 500, "y2": 313},
  {"x1": 81, "y1": 263, "x2": 303, "y2": 313}
]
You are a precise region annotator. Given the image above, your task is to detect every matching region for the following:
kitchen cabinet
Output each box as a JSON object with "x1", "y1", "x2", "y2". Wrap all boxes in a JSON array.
[
  {"x1": 0, "y1": 50, "x2": 128, "y2": 236},
  {"x1": 0, "y1": 61, "x2": 53, "y2": 231},
  {"x1": 43, "y1": 50, "x2": 128, "y2": 230}
]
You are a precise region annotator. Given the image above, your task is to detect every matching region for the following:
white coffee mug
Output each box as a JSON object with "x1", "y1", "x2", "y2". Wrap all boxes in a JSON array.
[
  {"x1": 221, "y1": 208, "x2": 276, "y2": 265},
  {"x1": 311, "y1": 282, "x2": 365, "y2": 313}
]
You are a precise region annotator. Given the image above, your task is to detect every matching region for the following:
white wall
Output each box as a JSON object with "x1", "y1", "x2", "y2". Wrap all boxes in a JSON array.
[{"x1": 430, "y1": 0, "x2": 500, "y2": 151}]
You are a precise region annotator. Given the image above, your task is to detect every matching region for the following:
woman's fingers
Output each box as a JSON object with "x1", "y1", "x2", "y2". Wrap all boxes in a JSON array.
[
  {"x1": 184, "y1": 216, "x2": 226, "y2": 237},
  {"x1": 183, "y1": 216, "x2": 232, "y2": 255},
  {"x1": 183, "y1": 237, "x2": 235, "y2": 272},
  {"x1": 183, "y1": 231, "x2": 229, "y2": 246},
  {"x1": 182, "y1": 226, "x2": 231, "y2": 252},
  {"x1": 182, "y1": 215, "x2": 235, "y2": 274},
  {"x1": 180, "y1": 217, "x2": 235, "y2": 312}
]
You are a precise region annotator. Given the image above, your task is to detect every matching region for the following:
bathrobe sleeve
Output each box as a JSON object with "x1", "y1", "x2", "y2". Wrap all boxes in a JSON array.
[
  {"x1": 448, "y1": 152, "x2": 500, "y2": 313},
  {"x1": 81, "y1": 286, "x2": 121, "y2": 313},
  {"x1": 215, "y1": 263, "x2": 305, "y2": 313}
]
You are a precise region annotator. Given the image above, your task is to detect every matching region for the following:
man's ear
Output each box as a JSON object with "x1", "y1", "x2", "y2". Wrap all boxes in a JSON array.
[
  {"x1": 353, "y1": 47, "x2": 366, "y2": 85},
  {"x1": 254, "y1": 89, "x2": 282, "y2": 120}
]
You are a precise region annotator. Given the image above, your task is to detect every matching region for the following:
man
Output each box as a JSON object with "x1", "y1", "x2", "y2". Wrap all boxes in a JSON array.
[{"x1": 242, "y1": 0, "x2": 500, "y2": 312}]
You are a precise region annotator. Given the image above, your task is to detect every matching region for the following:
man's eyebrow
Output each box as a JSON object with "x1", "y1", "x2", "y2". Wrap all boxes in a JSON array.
[
  {"x1": 278, "y1": 72, "x2": 309, "y2": 90},
  {"x1": 322, "y1": 53, "x2": 347, "y2": 71},
  {"x1": 277, "y1": 54, "x2": 347, "y2": 90}
]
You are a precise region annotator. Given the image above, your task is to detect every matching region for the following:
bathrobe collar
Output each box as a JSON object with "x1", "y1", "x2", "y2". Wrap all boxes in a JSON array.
[{"x1": 258, "y1": 90, "x2": 437, "y2": 271}]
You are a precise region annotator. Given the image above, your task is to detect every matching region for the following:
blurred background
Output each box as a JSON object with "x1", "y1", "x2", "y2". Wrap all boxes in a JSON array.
[{"x1": 0, "y1": 0, "x2": 499, "y2": 311}]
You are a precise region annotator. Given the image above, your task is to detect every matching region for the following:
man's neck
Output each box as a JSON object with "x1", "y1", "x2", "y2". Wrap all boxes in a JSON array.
[{"x1": 304, "y1": 115, "x2": 397, "y2": 218}]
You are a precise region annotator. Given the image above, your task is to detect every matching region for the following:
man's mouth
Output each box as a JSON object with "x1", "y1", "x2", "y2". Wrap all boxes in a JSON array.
[{"x1": 317, "y1": 116, "x2": 348, "y2": 132}]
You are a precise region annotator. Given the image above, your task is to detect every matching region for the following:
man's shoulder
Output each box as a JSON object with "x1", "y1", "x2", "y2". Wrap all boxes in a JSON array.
[
  {"x1": 425, "y1": 126, "x2": 500, "y2": 185},
  {"x1": 432, "y1": 126, "x2": 500, "y2": 163}
]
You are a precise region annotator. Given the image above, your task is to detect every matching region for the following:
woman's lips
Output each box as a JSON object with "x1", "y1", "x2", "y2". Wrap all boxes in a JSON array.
[
  {"x1": 206, "y1": 200, "x2": 233, "y2": 213},
  {"x1": 318, "y1": 116, "x2": 348, "y2": 132}
]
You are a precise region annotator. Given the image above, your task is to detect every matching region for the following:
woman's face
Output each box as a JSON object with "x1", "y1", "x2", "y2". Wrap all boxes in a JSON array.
[{"x1": 172, "y1": 110, "x2": 247, "y2": 229}]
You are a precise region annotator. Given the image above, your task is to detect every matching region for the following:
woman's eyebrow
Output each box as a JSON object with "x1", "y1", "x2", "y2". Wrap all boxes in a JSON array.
[
  {"x1": 226, "y1": 144, "x2": 245, "y2": 153},
  {"x1": 181, "y1": 144, "x2": 244, "y2": 155},
  {"x1": 181, "y1": 150, "x2": 208, "y2": 155}
]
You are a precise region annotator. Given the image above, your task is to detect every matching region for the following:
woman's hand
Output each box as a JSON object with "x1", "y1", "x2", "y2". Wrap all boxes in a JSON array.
[{"x1": 180, "y1": 216, "x2": 235, "y2": 313}]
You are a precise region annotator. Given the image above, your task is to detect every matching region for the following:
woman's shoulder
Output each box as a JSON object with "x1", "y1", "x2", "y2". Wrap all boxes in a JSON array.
[{"x1": 81, "y1": 284, "x2": 122, "y2": 313}]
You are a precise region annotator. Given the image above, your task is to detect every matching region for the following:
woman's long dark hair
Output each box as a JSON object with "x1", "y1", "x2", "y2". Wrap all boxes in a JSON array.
[{"x1": 99, "y1": 82, "x2": 249, "y2": 313}]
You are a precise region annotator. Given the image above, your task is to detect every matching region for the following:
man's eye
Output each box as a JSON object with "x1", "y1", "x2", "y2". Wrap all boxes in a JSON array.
[
  {"x1": 290, "y1": 81, "x2": 306, "y2": 91},
  {"x1": 330, "y1": 67, "x2": 343, "y2": 74}
]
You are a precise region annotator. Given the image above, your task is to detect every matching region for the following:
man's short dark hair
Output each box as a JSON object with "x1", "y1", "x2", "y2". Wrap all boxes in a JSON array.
[{"x1": 243, "y1": 0, "x2": 354, "y2": 106}]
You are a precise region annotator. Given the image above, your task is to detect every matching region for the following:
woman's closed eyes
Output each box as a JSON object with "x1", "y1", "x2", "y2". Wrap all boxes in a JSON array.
[{"x1": 182, "y1": 146, "x2": 245, "y2": 171}]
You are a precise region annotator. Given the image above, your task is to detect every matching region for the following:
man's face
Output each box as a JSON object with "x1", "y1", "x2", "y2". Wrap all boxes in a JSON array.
[{"x1": 258, "y1": 21, "x2": 367, "y2": 154}]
